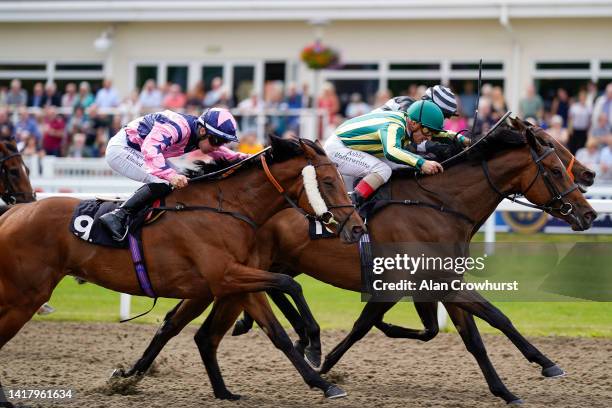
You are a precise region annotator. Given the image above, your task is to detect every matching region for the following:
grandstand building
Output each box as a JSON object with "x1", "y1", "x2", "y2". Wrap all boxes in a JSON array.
[{"x1": 1, "y1": 0, "x2": 612, "y2": 111}]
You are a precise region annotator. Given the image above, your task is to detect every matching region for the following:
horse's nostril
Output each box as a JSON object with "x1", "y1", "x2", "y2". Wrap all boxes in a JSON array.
[{"x1": 584, "y1": 211, "x2": 597, "y2": 223}]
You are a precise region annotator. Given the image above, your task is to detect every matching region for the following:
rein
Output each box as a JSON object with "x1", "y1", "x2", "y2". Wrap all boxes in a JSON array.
[
  {"x1": 155, "y1": 151, "x2": 356, "y2": 236},
  {"x1": 260, "y1": 154, "x2": 356, "y2": 237},
  {"x1": 0, "y1": 150, "x2": 35, "y2": 204},
  {"x1": 482, "y1": 144, "x2": 579, "y2": 216}
]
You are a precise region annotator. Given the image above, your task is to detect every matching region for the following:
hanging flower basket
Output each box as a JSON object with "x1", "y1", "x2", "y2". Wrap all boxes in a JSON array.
[{"x1": 300, "y1": 41, "x2": 339, "y2": 70}]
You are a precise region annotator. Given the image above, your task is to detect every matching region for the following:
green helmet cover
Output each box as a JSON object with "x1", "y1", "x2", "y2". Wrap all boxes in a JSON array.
[{"x1": 406, "y1": 100, "x2": 445, "y2": 132}]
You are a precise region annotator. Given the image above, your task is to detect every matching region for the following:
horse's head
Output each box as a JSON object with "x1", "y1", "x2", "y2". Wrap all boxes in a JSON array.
[
  {"x1": 0, "y1": 137, "x2": 35, "y2": 204},
  {"x1": 530, "y1": 124, "x2": 596, "y2": 190},
  {"x1": 268, "y1": 135, "x2": 365, "y2": 243},
  {"x1": 505, "y1": 118, "x2": 596, "y2": 231}
]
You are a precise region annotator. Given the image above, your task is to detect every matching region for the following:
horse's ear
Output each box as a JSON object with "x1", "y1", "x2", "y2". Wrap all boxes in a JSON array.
[
  {"x1": 509, "y1": 116, "x2": 527, "y2": 132},
  {"x1": 299, "y1": 138, "x2": 316, "y2": 159}
]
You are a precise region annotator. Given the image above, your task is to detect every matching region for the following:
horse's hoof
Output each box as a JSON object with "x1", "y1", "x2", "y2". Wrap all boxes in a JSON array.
[
  {"x1": 110, "y1": 368, "x2": 126, "y2": 378},
  {"x1": 324, "y1": 384, "x2": 347, "y2": 399},
  {"x1": 304, "y1": 346, "x2": 321, "y2": 369},
  {"x1": 507, "y1": 398, "x2": 524, "y2": 405},
  {"x1": 217, "y1": 392, "x2": 241, "y2": 400},
  {"x1": 542, "y1": 364, "x2": 565, "y2": 378},
  {"x1": 231, "y1": 320, "x2": 250, "y2": 337}
]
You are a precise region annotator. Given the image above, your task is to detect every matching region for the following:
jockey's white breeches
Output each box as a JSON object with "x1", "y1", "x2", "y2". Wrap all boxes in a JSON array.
[{"x1": 105, "y1": 130, "x2": 170, "y2": 184}]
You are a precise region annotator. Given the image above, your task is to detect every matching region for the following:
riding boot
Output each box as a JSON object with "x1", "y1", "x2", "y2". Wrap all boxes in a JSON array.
[{"x1": 100, "y1": 183, "x2": 172, "y2": 241}]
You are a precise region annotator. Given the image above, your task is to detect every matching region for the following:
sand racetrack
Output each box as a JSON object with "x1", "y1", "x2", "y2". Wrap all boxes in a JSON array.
[{"x1": 1, "y1": 321, "x2": 611, "y2": 407}]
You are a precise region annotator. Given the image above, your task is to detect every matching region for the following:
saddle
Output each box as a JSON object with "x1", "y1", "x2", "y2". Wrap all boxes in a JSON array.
[{"x1": 70, "y1": 198, "x2": 164, "y2": 249}]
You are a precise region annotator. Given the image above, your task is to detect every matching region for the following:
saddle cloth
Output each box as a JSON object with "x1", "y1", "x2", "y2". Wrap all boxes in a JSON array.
[{"x1": 69, "y1": 199, "x2": 158, "y2": 298}]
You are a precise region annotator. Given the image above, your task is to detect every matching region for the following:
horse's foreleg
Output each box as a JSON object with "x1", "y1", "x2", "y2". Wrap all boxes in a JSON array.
[
  {"x1": 193, "y1": 297, "x2": 244, "y2": 400},
  {"x1": 446, "y1": 292, "x2": 562, "y2": 377},
  {"x1": 319, "y1": 301, "x2": 394, "y2": 374},
  {"x1": 233, "y1": 290, "x2": 314, "y2": 362},
  {"x1": 375, "y1": 301, "x2": 439, "y2": 341},
  {"x1": 0, "y1": 305, "x2": 41, "y2": 408},
  {"x1": 444, "y1": 303, "x2": 523, "y2": 404},
  {"x1": 115, "y1": 297, "x2": 212, "y2": 378},
  {"x1": 241, "y1": 293, "x2": 346, "y2": 399},
  {"x1": 219, "y1": 264, "x2": 321, "y2": 369}
]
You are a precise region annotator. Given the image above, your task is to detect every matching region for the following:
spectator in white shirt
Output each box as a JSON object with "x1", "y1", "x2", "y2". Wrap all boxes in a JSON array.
[
  {"x1": 547, "y1": 115, "x2": 569, "y2": 146},
  {"x1": 598, "y1": 138, "x2": 612, "y2": 182},
  {"x1": 345, "y1": 93, "x2": 371, "y2": 119},
  {"x1": 204, "y1": 77, "x2": 223, "y2": 107},
  {"x1": 138, "y1": 79, "x2": 162, "y2": 110},
  {"x1": 575, "y1": 138, "x2": 600, "y2": 175},
  {"x1": 94, "y1": 79, "x2": 120, "y2": 108},
  {"x1": 589, "y1": 112, "x2": 612, "y2": 147},
  {"x1": 568, "y1": 90, "x2": 592, "y2": 154},
  {"x1": 592, "y1": 82, "x2": 612, "y2": 128}
]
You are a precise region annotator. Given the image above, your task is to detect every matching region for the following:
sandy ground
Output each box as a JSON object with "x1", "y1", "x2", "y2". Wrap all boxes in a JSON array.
[{"x1": 1, "y1": 321, "x2": 611, "y2": 408}]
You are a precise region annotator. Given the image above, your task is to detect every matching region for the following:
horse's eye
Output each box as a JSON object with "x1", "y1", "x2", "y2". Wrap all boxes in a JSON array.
[
  {"x1": 552, "y1": 168, "x2": 562, "y2": 177},
  {"x1": 9, "y1": 168, "x2": 20, "y2": 177}
]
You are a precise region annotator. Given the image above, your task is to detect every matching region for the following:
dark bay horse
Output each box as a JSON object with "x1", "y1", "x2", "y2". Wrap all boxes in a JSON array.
[
  {"x1": 116, "y1": 120, "x2": 596, "y2": 404},
  {"x1": 0, "y1": 137, "x2": 364, "y2": 402}
]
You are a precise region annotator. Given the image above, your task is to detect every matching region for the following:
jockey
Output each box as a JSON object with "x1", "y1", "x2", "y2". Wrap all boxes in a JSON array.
[
  {"x1": 324, "y1": 100, "x2": 448, "y2": 206},
  {"x1": 376, "y1": 85, "x2": 471, "y2": 149},
  {"x1": 100, "y1": 107, "x2": 246, "y2": 241}
]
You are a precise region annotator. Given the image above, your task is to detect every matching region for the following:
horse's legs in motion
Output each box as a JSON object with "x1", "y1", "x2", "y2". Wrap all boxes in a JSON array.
[
  {"x1": 114, "y1": 297, "x2": 212, "y2": 378},
  {"x1": 220, "y1": 263, "x2": 321, "y2": 368},
  {"x1": 194, "y1": 293, "x2": 345, "y2": 400},
  {"x1": 233, "y1": 289, "x2": 315, "y2": 364},
  {"x1": 0, "y1": 305, "x2": 43, "y2": 408},
  {"x1": 448, "y1": 291, "x2": 563, "y2": 376},
  {"x1": 375, "y1": 301, "x2": 439, "y2": 341},
  {"x1": 319, "y1": 301, "x2": 395, "y2": 374},
  {"x1": 444, "y1": 303, "x2": 523, "y2": 404}
]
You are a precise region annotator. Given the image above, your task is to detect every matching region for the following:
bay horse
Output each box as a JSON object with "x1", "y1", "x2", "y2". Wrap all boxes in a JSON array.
[
  {"x1": 115, "y1": 119, "x2": 596, "y2": 404},
  {"x1": 0, "y1": 136, "x2": 36, "y2": 206},
  {"x1": 0, "y1": 136, "x2": 364, "y2": 403}
]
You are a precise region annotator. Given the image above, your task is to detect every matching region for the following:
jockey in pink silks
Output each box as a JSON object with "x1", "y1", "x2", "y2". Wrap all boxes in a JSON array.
[{"x1": 100, "y1": 107, "x2": 247, "y2": 241}]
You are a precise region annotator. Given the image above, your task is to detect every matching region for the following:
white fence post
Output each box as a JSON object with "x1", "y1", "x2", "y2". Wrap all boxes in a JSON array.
[
  {"x1": 119, "y1": 293, "x2": 131, "y2": 321},
  {"x1": 484, "y1": 212, "x2": 496, "y2": 255}
]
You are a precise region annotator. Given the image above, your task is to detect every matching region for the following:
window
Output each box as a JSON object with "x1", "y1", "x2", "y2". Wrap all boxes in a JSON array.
[
  {"x1": 135, "y1": 65, "x2": 157, "y2": 90},
  {"x1": 233, "y1": 65, "x2": 255, "y2": 104},
  {"x1": 0, "y1": 63, "x2": 46, "y2": 72},
  {"x1": 536, "y1": 62, "x2": 590, "y2": 70},
  {"x1": 202, "y1": 65, "x2": 223, "y2": 90},
  {"x1": 452, "y1": 62, "x2": 503, "y2": 71},
  {"x1": 55, "y1": 63, "x2": 103, "y2": 72},
  {"x1": 166, "y1": 65, "x2": 188, "y2": 91},
  {"x1": 265, "y1": 62, "x2": 286, "y2": 82},
  {"x1": 330, "y1": 79, "x2": 379, "y2": 109},
  {"x1": 388, "y1": 79, "x2": 440, "y2": 98},
  {"x1": 337, "y1": 63, "x2": 378, "y2": 71},
  {"x1": 390, "y1": 63, "x2": 440, "y2": 71}
]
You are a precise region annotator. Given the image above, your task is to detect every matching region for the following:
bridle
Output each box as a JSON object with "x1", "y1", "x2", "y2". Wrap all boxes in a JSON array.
[
  {"x1": 0, "y1": 150, "x2": 35, "y2": 204},
  {"x1": 259, "y1": 154, "x2": 356, "y2": 236},
  {"x1": 482, "y1": 134, "x2": 579, "y2": 216}
]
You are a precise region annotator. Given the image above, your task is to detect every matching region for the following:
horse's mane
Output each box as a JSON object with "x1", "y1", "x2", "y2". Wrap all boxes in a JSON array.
[
  {"x1": 464, "y1": 124, "x2": 527, "y2": 162},
  {"x1": 0, "y1": 136, "x2": 18, "y2": 153},
  {"x1": 184, "y1": 135, "x2": 324, "y2": 179},
  {"x1": 392, "y1": 123, "x2": 527, "y2": 178}
]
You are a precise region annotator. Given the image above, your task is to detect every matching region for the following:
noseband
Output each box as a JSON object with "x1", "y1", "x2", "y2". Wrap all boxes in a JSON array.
[
  {"x1": 482, "y1": 143, "x2": 579, "y2": 216},
  {"x1": 0, "y1": 150, "x2": 35, "y2": 204},
  {"x1": 260, "y1": 154, "x2": 356, "y2": 237}
]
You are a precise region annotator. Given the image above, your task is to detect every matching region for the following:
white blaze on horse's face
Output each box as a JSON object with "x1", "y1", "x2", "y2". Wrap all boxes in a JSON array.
[{"x1": 301, "y1": 165, "x2": 328, "y2": 216}]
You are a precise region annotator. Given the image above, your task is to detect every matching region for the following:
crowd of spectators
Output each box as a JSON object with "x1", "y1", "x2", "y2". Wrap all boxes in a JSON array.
[{"x1": 1, "y1": 76, "x2": 612, "y2": 181}]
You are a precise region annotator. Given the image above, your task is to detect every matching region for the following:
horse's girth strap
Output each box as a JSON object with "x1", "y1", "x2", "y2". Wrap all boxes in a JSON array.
[{"x1": 260, "y1": 154, "x2": 284, "y2": 193}]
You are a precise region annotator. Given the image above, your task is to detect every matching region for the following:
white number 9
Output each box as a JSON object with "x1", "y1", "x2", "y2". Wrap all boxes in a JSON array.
[{"x1": 74, "y1": 215, "x2": 94, "y2": 241}]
